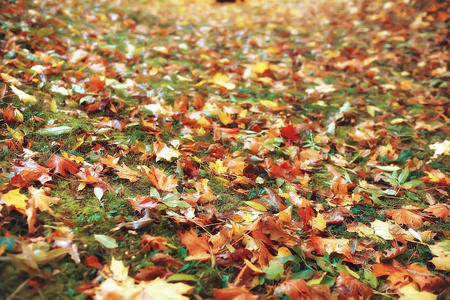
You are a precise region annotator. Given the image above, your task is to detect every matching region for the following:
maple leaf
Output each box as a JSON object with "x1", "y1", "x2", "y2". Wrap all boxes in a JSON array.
[
  {"x1": 429, "y1": 140, "x2": 450, "y2": 157},
  {"x1": 115, "y1": 164, "x2": 141, "y2": 182},
  {"x1": 26, "y1": 187, "x2": 60, "y2": 233},
  {"x1": 210, "y1": 73, "x2": 235, "y2": 90},
  {"x1": 385, "y1": 209, "x2": 423, "y2": 228},
  {"x1": 128, "y1": 195, "x2": 159, "y2": 213},
  {"x1": 209, "y1": 159, "x2": 228, "y2": 175},
  {"x1": 428, "y1": 241, "x2": 450, "y2": 271},
  {"x1": 99, "y1": 155, "x2": 120, "y2": 168},
  {"x1": 47, "y1": 155, "x2": 80, "y2": 177},
  {"x1": 274, "y1": 279, "x2": 311, "y2": 300},
  {"x1": 424, "y1": 203, "x2": 449, "y2": 220},
  {"x1": 311, "y1": 212, "x2": 327, "y2": 231},
  {"x1": 13, "y1": 159, "x2": 52, "y2": 185},
  {"x1": 1, "y1": 189, "x2": 28, "y2": 214},
  {"x1": 139, "y1": 165, "x2": 179, "y2": 192},
  {"x1": 179, "y1": 229, "x2": 210, "y2": 261},
  {"x1": 85, "y1": 74, "x2": 106, "y2": 92},
  {"x1": 137, "y1": 278, "x2": 193, "y2": 300},
  {"x1": 153, "y1": 141, "x2": 181, "y2": 162},
  {"x1": 252, "y1": 61, "x2": 270, "y2": 74},
  {"x1": 280, "y1": 124, "x2": 301, "y2": 141}
]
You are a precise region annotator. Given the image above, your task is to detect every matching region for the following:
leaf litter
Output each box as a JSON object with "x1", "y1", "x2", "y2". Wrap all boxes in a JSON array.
[{"x1": 0, "y1": 0, "x2": 449, "y2": 299}]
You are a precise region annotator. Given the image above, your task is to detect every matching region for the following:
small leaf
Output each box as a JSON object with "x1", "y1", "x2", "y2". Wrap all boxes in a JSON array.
[
  {"x1": 36, "y1": 126, "x2": 73, "y2": 136},
  {"x1": 243, "y1": 201, "x2": 267, "y2": 212},
  {"x1": 6, "y1": 124, "x2": 24, "y2": 140},
  {"x1": 363, "y1": 269, "x2": 378, "y2": 289},
  {"x1": 94, "y1": 234, "x2": 118, "y2": 249},
  {"x1": 167, "y1": 274, "x2": 198, "y2": 282},
  {"x1": 94, "y1": 187, "x2": 104, "y2": 201}
]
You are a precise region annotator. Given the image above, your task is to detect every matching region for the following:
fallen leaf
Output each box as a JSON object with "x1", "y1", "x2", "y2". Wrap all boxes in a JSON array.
[{"x1": 10, "y1": 85, "x2": 37, "y2": 103}]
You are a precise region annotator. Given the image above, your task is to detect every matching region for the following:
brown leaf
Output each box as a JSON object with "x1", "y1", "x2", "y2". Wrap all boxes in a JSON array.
[{"x1": 334, "y1": 272, "x2": 373, "y2": 299}]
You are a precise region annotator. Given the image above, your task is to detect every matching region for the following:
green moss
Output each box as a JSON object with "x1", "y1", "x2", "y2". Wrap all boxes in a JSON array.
[{"x1": 208, "y1": 177, "x2": 243, "y2": 212}]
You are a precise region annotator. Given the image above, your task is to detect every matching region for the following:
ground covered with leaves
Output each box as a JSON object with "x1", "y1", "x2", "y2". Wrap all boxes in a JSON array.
[{"x1": 0, "y1": 0, "x2": 449, "y2": 298}]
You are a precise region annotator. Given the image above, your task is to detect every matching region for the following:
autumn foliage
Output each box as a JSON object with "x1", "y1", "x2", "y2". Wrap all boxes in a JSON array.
[{"x1": 0, "y1": 0, "x2": 449, "y2": 299}]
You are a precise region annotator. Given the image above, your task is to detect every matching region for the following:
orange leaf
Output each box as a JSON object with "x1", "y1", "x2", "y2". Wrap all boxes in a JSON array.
[
  {"x1": 179, "y1": 229, "x2": 210, "y2": 261},
  {"x1": 115, "y1": 164, "x2": 141, "y2": 182},
  {"x1": 424, "y1": 203, "x2": 449, "y2": 221},
  {"x1": 275, "y1": 279, "x2": 311, "y2": 299},
  {"x1": 85, "y1": 74, "x2": 105, "y2": 92},
  {"x1": 47, "y1": 155, "x2": 80, "y2": 177},
  {"x1": 139, "y1": 165, "x2": 179, "y2": 192},
  {"x1": 26, "y1": 186, "x2": 60, "y2": 233},
  {"x1": 386, "y1": 209, "x2": 423, "y2": 228},
  {"x1": 141, "y1": 234, "x2": 168, "y2": 251},
  {"x1": 214, "y1": 287, "x2": 258, "y2": 300}
]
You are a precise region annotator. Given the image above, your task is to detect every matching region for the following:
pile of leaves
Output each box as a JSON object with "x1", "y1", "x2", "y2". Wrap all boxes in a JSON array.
[{"x1": 0, "y1": 0, "x2": 449, "y2": 298}]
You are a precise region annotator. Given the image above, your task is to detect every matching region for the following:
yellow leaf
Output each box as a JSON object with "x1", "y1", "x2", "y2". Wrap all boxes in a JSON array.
[
  {"x1": 6, "y1": 124, "x2": 24, "y2": 140},
  {"x1": 218, "y1": 111, "x2": 232, "y2": 125},
  {"x1": 311, "y1": 213, "x2": 327, "y2": 231},
  {"x1": 10, "y1": 85, "x2": 37, "y2": 103},
  {"x1": 428, "y1": 242, "x2": 450, "y2": 271},
  {"x1": 72, "y1": 135, "x2": 85, "y2": 151},
  {"x1": 111, "y1": 257, "x2": 129, "y2": 281},
  {"x1": 209, "y1": 159, "x2": 228, "y2": 175},
  {"x1": 259, "y1": 100, "x2": 277, "y2": 108},
  {"x1": 197, "y1": 117, "x2": 211, "y2": 127},
  {"x1": 2, "y1": 189, "x2": 28, "y2": 214},
  {"x1": 252, "y1": 61, "x2": 270, "y2": 74},
  {"x1": 153, "y1": 142, "x2": 181, "y2": 162},
  {"x1": 398, "y1": 283, "x2": 437, "y2": 300},
  {"x1": 399, "y1": 80, "x2": 413, "y2": 91},
  {"x1": 307, "y1": 272, "x2": 326, "y2": 286},
  {"x1": 277, "y1": 247, "x2": 292, "y2": 257},
  {"x1": 139, "y1": 278, "x2": 193, "y2": 300},
  {"x1": 210, "y1": 73, "x2": 235, "y2": 90},
  {"x1": 243, "y1": 200, "x2": 267, "y2": 212},
  {"x1": 371, "y1": 219, "x2": 394, "y2": 240}
]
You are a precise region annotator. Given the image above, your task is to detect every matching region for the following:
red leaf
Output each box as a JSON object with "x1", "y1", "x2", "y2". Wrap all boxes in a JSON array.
[
  {"x1": 85, "y1": 256, "x2": 102, "y2": 269},
  {"x1": 280, "y1": 124, "x2": 300, "y2": 141}
]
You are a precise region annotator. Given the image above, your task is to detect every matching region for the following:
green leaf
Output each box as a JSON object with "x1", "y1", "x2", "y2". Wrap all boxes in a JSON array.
[
  {"x1": 36, "y1": 126, "x2": 73, "y2": 136},
  {"x1": 398, "y1": 166, "x2": 409, "y2": 184},
  {"x1": 264, "y1": 260, "x2": 284, "y2": 280},
  {"x1": 167, "y1": 274, "x2": 198, "y2": 282},
  {"x1": 264, "y1": 138, "x2": 283, "y2": 151},
  {"x1": 315, "y1": 256, "x2": 335, "y2": 274},
  {"x1": 364, "y1": 269, "x2": 378, "y2": 288},
  {"x1": 94, "y1": 234, "x2": 118, "y2": 249},
  {"x1": 290, "y1": 269, "x2": 316, "y2": 280},
  {"x1": 161, "y1": 193, "x2": 190, "y2": 208}
]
